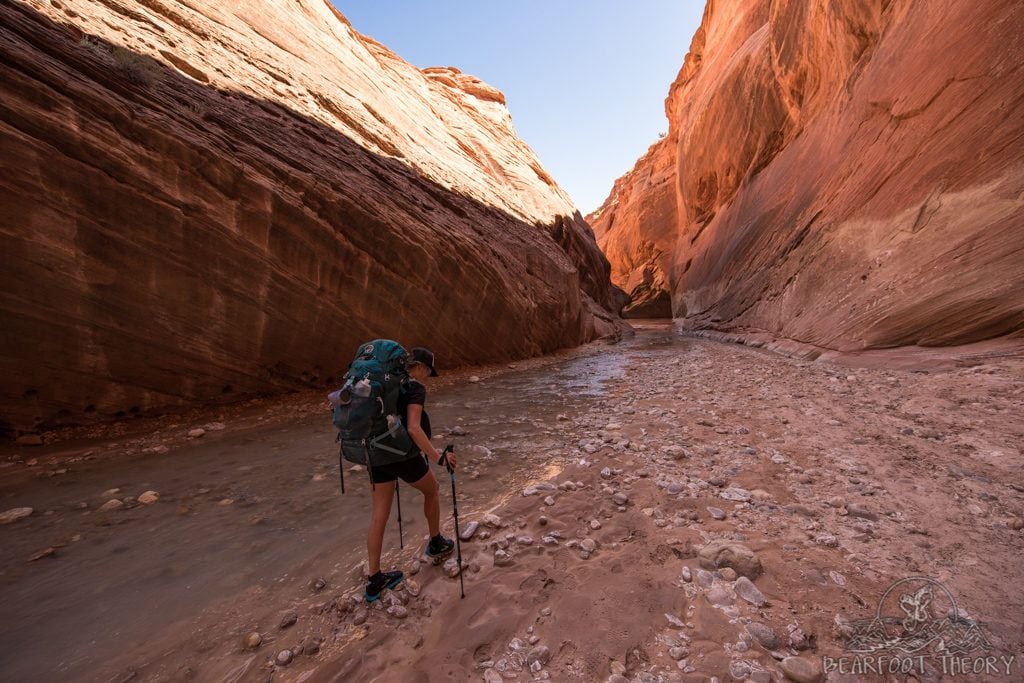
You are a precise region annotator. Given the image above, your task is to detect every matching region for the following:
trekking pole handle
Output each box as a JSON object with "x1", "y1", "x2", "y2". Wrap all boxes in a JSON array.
[{"x1": 441, "y1": 444, "x2": 455, "y2": 474}]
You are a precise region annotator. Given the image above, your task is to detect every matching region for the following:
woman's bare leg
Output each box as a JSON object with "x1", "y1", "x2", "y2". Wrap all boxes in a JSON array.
[
  {"x1": 407, "y1": 469, "x2": 441, "y2": 537},
  {"x1": 367, "y1": 481, "x2": 395, "y2": 574}
]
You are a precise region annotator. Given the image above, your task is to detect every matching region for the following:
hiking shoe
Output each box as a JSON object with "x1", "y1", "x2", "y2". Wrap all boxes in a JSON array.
[
  {"x1": 425, "y1": 534, "x2": 455, "y2": 563},
  {"x1": 364, "y1": 570, "x2": 403, "y2": 602}
]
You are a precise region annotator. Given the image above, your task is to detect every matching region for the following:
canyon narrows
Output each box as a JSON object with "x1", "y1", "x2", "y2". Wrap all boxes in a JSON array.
[
  {"x1": 590, "y1": 0, "x2": 1024, "y2": 354},
  {"x1": 0, "y1": 0, "x2": 626, "y2": 434}
]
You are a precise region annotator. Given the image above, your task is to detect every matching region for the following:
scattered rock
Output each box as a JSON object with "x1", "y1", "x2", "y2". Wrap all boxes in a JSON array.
[
  {"x1": 580, "y1": 538, "x2": 597, "y2": 553},
  {"x1": 526, "y1": 645, "x2": 551, "y2": 668},
  {"x1": 735, "y1": 576, "x2": 766, "y2": 606},
  {"x1": 814, "y1": 533, "x2": 839, "y2": 548},
  {"x1": 0, "y1": 507, "x2": 33, "y2": 525},
  {"x1": 137, "y1": 491, "x2": 159, "y2": 505},
  {"x1": 612, "y1": 492, "x2": 629, "y2": 506},
  {"x1": 482, "y1": 513, "x2": 503, "y2": 528},
  {"x1": 460, "y1": 521, "x2": 479, "y2": 540},
  {"x1": 449, "y1": 425, "x2": 468, "y2": 436},
  {"x1": 98, "y1": 499, "x2": 123, "y2": 512},
  {"x1": 352, "y1": 608, "x2": 368, "y2": 625},
  {"x1": 387, "y1": 604, "x2": 408, "y2": 619},
  {"x1": 244, "y1": 632, "x2": 262, "y2": 649},
  {"x1": 718, "y1": 567, "x2": 737, "y2": 581},
  {"x1": 28, "y1": 546, "x2": 56, "y2": 562},
  {"x1": 279, "y1": 611, "x2": 298, "y2": 629},
  {"x1": 493, "y1": 549, "x2": 512, "y2": 566},
  {"x1": 15, "y1": 435, "x2": 43, "y2": 446},
  {"x1": 780, "y1": 655, "x2": 822, "y2": 683},
  {"x1": 468, "y1": 376, "x2": 481, "y2": 383},
  {"x1": 187, "y1": 428, "x2": 206, "y2": 439},
  {"x1": 698, "y1": 540, "x2": 763, "y2": 578},
  {"x1": 746, "y1": 622, "x2": 779, "y2": 649},
  {"x1": 680, "y1": 566, "x2": 692, "y2": 583},
  {"x1": 707, "y1": 506, "x2": 726, "y2": 520},
  {"x1": 275, "y1": 649, "x2": 292, "y2": 666},
  {"x1": 719, "y1": 487, "x2": 752, "y2": 502}
]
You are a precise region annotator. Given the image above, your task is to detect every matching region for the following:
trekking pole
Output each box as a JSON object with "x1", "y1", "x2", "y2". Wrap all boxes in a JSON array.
[
  {"x1": 442, "y1": 444, "x2": 465, "y2": 599},
  {"x1": 395, "y1": 480, "x2": 404, "y2": 549},
  {"x1": 337, "y1": 441, "x2": 345, "y2": 494}
]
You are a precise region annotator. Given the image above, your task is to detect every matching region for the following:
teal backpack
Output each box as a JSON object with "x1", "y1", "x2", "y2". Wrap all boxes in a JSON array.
[{"x1": 330, "y1": 339, "x2": 416, "y2": 471}]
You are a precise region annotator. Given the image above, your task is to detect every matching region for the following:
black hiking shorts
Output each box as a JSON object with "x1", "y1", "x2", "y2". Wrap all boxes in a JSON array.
[{"x1": 369, "y1": 453, "x2": 429, "y2": 485}]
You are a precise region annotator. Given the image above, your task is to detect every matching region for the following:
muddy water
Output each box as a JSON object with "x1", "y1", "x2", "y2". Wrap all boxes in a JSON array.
[{"x1": 0, "y1": 323, "x2": 680, "y2": 682}]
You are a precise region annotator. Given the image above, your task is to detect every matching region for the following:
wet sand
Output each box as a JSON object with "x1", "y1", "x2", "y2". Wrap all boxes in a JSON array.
[{"x1": 2, "y1": 323, "x2": 1022, "y2": 682}]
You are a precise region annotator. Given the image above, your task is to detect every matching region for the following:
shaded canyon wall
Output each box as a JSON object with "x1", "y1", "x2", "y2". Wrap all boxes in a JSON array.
[
  {"x1": 590, "y1": 0, "x2": 1024, "y2": 348},
  {"x1": 0, "y1": 0, "x2": 626, "y2": 433}
]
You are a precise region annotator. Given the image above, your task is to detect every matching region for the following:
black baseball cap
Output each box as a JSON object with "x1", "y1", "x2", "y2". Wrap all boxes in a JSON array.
[{"x1": 409, "y1": 347, "x2": 438, "y2": 376}]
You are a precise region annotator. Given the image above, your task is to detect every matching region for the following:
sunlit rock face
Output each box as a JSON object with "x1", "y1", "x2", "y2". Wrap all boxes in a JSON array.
[
  {"x1": 592, "y1": 0, "x2": 1024, "y2": 349},
  {"x1": 0, "y1": 0, "x2": 625, "y2": 432}
]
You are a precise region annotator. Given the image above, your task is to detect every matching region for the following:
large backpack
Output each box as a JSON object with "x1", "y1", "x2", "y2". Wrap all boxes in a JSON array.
[{"x1": 330, "y1": 339, "x2": 416, "y2": 469}]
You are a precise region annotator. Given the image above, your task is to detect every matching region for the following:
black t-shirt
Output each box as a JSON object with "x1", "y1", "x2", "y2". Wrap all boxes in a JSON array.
[{"x1": 398, "y1": 379, "x2": 431, "y2": 439}]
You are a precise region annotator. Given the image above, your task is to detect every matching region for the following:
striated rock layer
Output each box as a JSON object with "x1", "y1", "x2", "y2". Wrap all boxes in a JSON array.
[
  {"x1": 591, "y1": 0, "x2": 1024, "y2": 349},
  {"x1": 0, "y1": 0, "x2": 626, "y2": 433}
]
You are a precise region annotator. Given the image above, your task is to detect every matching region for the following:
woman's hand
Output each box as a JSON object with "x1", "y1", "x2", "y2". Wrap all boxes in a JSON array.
[{"x1": 440, "y1": 450, "x2": 457, "y2": 469}]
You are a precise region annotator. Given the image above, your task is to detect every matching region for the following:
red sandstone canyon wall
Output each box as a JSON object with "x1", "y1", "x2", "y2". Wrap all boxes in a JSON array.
[
  {"x1": 0, "y1": 0, "x2": 626, "y2": 433},
  {"x1": 590, "y1": 0, "x2": 1024, "y2": 349}
]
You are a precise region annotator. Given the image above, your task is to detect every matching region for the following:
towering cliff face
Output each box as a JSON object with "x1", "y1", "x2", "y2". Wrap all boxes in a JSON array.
[
  {"x1": 591, "y1": 0, "x2": 1024, "y2": 351},
  {"x1": 0, "y1": 0, "x2": 625, "y2": 433}
]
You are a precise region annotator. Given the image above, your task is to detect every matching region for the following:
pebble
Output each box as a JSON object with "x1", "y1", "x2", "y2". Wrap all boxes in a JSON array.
[
  {"x1": 516, "y1": 535, "x2": 534, "y2": 546},
  {"x1": 719, "y1": 487, "x2": 752, "y2": 502},
  {"x1": 187, "y1": 428, "x2": 205, "y2": 439},
  {"x1": 449, "y1": 425, "x2": 468, "y2": 436},
  {"x1": 718, "y1": 567, "x2": 737, "y2": 581},
  {"x1": 138, "y1": 491, "x2": 159, "y2": 505},
  {"x1": 483, "y1": 669, "x2": 503, "y2": 683},
  {"x1": 275, "y1": 649, "x2": 293, "y2": 666},
  {"x1": 244, "y1": 632, "x2": 262, "y2": 649},
  {"x1": 780, "y1": 655, "x2": 823, "y2": 683},
  {"x1": 16, "y1": 435, "x2": 43, "y2": 446},
  {"x1": 460, "y1": 521, "x2": 479, "y2": 540},
  {"x1": 589, "y1": 519, "x2": 602, "y2": 530},
  {"x1": 0, "y1": 507, "x2": 33, "y2": 525},
  {"x1": 734, "y1": 576, "x2": 766, "y2": 606},
  {"x1": 469, "y1": 376, "x2": 481, "y2": 383},
  {"x1": 543, "y1": 495, "x2": 555, "y2": 506},
  {"x1": 745, "y1": 622, "x2": 779, "y2": 649},
  {"x1": 279, "y1": 611, "x2": 298, "y2": 629},
  {"x1": 387, "y1": 605, "x2": 408, "y2": 619},
  {"x1": 482, "y1": 513, "x2": 503, "y2": 528},
  {"x1": 494, "y1": 550, "x2": 512, "y2": 566},
  {"x1": 527, "y1": 645, "x2": 551, "y2": 668},
  {"x1": 680, "y1": 566, "x2": 692, "y2": 583},
  {"x1": 707, "y1": 506, "x2": 726, "y2": 520},
  {"x1": 668, "y1": 646, "x2": 687, "y2": 661},
  {"x1": 698, "y1": 540, "x2": 763, "y2": 578},
  {"x1": 98, "y1": 499, "x2": 124, "y2": 512},
  {"x1": 600, "y1": 467, "x2": 613, "y2": 479},
  {"x1": 28, "y1": 547, "x2": 55, "y2": 561},
  {"x1": 580, "y1": 538, "x2": 597, "y2": 553},
  {"x1": 814, "y1": 533, "x2": 839, "y2": 547},
  {"x1": 352, "y1": 608, "x2": 368, "y2": 625},
  {"x1": 612, "y1": 492, "x2": 629, "y2": 506},
  {"x1": 707, "y1": 585, "x2": 733, "y2": 606}
]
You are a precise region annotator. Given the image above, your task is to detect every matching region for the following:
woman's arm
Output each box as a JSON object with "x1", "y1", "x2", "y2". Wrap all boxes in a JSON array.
[{"x1": 406, "y1": 404, "x2": 443, "y2": 464}]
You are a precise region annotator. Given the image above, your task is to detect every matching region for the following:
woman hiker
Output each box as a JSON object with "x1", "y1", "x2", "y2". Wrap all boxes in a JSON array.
[{"x1": 364, "y1": 346, "x2": 457, "y2": 601}]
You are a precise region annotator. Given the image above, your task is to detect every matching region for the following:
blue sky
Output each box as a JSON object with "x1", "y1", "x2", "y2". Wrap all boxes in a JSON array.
[{"x1": 333, "y1": 1, "x2": 704, "y2": 213}]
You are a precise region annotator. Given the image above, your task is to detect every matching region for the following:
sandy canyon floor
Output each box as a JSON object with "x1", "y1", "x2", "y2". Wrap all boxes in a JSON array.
[{"x1": 1, "y1": 323, "x2": 1022, "y2": 682}]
